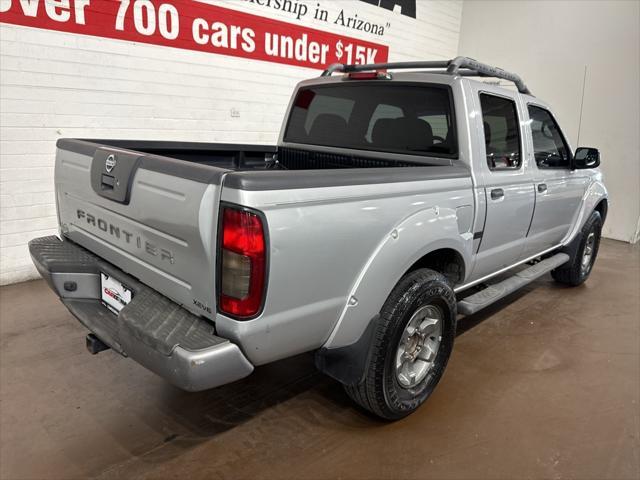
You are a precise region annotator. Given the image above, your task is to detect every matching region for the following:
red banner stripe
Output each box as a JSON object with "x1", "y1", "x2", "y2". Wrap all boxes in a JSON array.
[{"x1": 0, "y1": 0, "x2": 389, "y2": 70}]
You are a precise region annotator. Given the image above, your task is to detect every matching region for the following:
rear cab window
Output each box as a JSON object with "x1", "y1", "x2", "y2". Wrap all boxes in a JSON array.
[{"x1": 284, "y1": 83, "x2": 458, "y2": 159}]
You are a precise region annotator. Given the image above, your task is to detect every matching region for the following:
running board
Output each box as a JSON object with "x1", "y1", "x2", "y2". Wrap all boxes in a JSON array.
[{"x1": 457, "y1": 253, "x2": 570, "y2": 315}]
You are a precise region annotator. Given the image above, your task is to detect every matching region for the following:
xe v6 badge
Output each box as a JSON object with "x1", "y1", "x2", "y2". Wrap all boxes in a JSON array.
[{"x1": 105, "y1": 154, "x2": 116, "y2": 173}]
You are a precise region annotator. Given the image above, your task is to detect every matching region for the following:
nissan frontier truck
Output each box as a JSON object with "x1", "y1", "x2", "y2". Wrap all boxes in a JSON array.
[{"x1": 29, "y1": 57, "x2": 607, "y2": 419}]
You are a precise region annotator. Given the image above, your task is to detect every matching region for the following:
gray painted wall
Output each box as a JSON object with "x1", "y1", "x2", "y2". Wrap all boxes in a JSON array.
[{"x1": 458, "y1": 0, "x2": 640, "y2": 243}]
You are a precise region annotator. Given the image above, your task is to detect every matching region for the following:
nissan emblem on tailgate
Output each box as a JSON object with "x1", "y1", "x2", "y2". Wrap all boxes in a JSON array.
[{"x1": 105, "y1": 154, "x2": 116, "y2": 173}]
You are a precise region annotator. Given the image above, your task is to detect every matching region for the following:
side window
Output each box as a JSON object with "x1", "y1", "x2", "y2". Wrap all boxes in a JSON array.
[
  {"x1": 528, "y1": 105, "x2": 571, "y2": 168},
  {"x1": 479, "y1": 94, "x2": 522, "y2": 170}
]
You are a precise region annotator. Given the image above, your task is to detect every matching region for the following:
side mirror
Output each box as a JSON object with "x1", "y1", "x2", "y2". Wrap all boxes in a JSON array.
[{"x1": 574, "y1": 147, "x2": 600, "y2": 169}]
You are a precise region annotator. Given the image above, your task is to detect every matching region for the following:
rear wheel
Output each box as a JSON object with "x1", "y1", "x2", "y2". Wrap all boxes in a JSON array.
[
  {"x1": 552, "y1": 210, "x2": 602, "y2": 286},
  {"x1": 344, "y1": 269, "x2": 456, "y2": 420}
]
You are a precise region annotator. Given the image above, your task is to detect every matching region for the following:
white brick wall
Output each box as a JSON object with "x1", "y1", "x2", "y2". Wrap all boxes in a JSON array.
[{"x1": 0, "y1": 0, "x2": 462, "y2": 285}]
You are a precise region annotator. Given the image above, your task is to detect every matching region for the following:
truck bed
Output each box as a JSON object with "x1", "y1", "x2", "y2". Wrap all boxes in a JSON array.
[
  {"x1": 58, "y1": 139, "x2": 444, "y2": 171},
  {"x1": 54, "y1": 138, "x2": 469, "y2": 325}
]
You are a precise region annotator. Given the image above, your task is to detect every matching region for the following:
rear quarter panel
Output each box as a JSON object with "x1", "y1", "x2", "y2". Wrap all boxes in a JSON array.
[{"x1": 217, "y1": 173, "x2": 474, "y2": 364}]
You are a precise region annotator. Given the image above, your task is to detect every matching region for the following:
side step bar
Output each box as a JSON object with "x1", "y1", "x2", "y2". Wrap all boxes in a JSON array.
[{"x1": 457, "y1": 253, "x2": 570, "y2": 315}]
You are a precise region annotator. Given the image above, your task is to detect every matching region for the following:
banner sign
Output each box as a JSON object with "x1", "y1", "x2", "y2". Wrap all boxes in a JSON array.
[{"x1": 0, "y1": 0, "x2": 389, "y2": 70}]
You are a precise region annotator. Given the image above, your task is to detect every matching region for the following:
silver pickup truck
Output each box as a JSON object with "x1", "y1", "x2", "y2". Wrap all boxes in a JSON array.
[{"x1": 30, "y1": 57, "x2": 607, "y2": 420}]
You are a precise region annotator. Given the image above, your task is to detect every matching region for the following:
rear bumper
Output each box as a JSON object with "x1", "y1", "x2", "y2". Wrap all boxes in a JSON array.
[{"x1": 28, "y1": 235, "x2": 253, "y2": 391}]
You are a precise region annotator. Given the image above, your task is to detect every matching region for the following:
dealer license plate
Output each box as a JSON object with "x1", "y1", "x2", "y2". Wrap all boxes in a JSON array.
[{"x1": 101, "y1": 273, "x2": 132, "y2": 314}]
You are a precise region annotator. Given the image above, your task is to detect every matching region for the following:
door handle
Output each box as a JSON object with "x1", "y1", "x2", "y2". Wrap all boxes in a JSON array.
[
  {"x1": 490, "y1": 188, "x2": 504, "y2": 200},
  {"x1": 538, "y1": 183, "x2": 547, "y2": 193}
]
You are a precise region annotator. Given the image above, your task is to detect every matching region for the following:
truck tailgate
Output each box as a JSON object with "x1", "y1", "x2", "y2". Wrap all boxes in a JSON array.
[{"x1": 55, "y1": 140, "x2": 227, "y2": 320}]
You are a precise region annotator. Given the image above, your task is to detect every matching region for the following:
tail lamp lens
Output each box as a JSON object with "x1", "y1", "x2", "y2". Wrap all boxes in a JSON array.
[{"x1": 219, "y1": 207, "x2": 266, "y2": 318}]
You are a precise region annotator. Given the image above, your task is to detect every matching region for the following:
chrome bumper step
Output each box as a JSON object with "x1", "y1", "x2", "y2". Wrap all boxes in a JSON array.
[{"x1": 29, "y1": 235, "x2": 254, "y2": 391}]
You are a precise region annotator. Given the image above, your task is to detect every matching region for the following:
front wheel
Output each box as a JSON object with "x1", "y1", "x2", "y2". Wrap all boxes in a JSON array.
[
  {"x1": 344, "y1": 268, "x2": 457, "y2": 420},
  {"x1": 552, "y1": 210, "x2": 602, "y2": 286}
]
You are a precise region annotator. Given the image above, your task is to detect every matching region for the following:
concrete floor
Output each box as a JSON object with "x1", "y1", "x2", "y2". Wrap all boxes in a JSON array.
[{"x1": 1, "y1": 238, "x2": 638, "y2": 480}]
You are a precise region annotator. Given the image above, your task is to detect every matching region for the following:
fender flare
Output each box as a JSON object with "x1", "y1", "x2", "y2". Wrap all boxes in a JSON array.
[
  {"x1": 316, "y1": 206, "x2": 471, "y2": 385},
  {"x1": 563, "y1": 177, "x2": 608, "y2": 246}
]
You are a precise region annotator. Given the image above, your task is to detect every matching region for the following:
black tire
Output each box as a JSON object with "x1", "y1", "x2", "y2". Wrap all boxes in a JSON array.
[
  {"x1": 551, "y1": 210, "x2": 602, "y2": 286},
  {"x1": 344, "y1": 268, "x2": 457, "y2": 420}
]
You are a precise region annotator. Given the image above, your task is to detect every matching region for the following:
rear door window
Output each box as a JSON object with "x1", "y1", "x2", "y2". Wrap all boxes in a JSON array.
[
  {"x1": 479, "y1": 93, "x2": 522, "y2": 170},
  {"x1": 284, "y1": 84, "x2": 457, "y2": 158}
]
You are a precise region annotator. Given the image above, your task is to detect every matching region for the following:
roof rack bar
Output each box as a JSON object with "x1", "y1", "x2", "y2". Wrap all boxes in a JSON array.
[
  {"x1": 446, "y1": 56, "x2": 530, "y2": 94},
  {"x1": 321, "y1": 60, "x2": 449, "y2": 77},
  {"x1": 321, "y1": 56, "x2": 532, "y2": 95}
]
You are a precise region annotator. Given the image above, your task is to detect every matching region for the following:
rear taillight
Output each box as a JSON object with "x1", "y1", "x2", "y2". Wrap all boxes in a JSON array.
[{"x1": 219, "y1": 207, "x2": 266, "y2": 318}]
